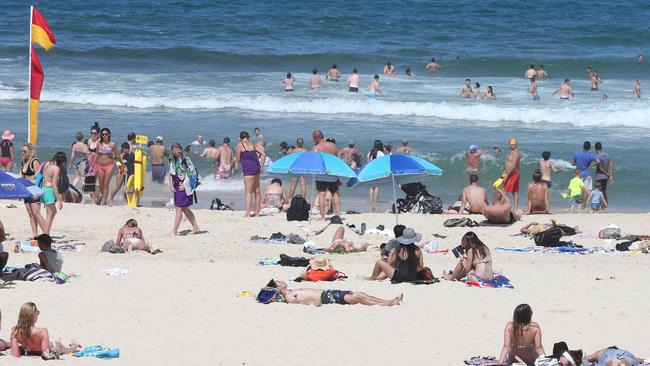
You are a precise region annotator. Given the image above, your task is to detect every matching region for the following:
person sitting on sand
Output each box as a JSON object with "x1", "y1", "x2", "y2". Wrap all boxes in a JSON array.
[
  {"x1": 35, "y1": 234, "x2": 62, "y2": 274},
  {"x1": 584, "y1": 346, "x2": 645, "y2": 366},
  {"x1": 444, "y1": 231, "x2": 494, "y2": 281},
  {"x1": 262, "y1": 178, "x2": 290, "y2": 212},
  {"x1": 482, "y1": 190, "x2": 518, "y2": 224},
  {"x1": 0, "y1": 220, "x2": 8, "y2": 271},
  {"x1": 461, "y1": 174, "x2": 489, "y2": 214},
  {"x1": 497, "y1": 304, "x2": 546, "y2": 366},
  {"x1": 114, "y1": 219, "x2": 162, "y2": 254},
  {"x1": 382, "y1": 224, "x2": 406, "y2": 257},
  {"x1": 10, "y1": 302, "x2": 80, "y2": 359},
  {"x1": 524, "y1": 169, "x2": 550, "y2": 215},
  {"x1": 366, "y1": 228, "x2": 423, "y2": 283},
  {"x1": 257, "y1": 279, "x2": 402, "y2": 306},
  {"x1": 326, "y1": 227, "x2": 368, "y2": 253}
]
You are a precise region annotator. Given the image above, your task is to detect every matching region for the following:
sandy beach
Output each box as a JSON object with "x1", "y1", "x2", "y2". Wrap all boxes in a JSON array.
[{"x1": 1, "y1": 201, "x2": 648, "y2": 365}]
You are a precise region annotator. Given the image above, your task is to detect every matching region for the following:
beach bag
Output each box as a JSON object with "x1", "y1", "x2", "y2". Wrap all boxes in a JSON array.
[
  {"x1": 286, "y1": 194, "x2": 310, "y2": 221},
  {"x1": 279, "y1": 254, "x2": 309, "y2": 267},
  {"x1": 417, "y1": 267, "x2": 434, "y2": 281},
  {"x1": 305, "y1": 269, "x2": 340, "y2": 282},
  {"x1": 82, "y1": 176, "x2": 96, "y2": 192},
  {"x1": 534, "y1": 227, "x2": 565, "y2": 247},
  {"x1": 443, "y1": 217, "x2": 479, "y2": 227},
  {"x1": 33, "y1": 163, "x2": 45, "y2": 188},
  {"x1": 210, "y1": 198, "x2": 232, "y2": 211}
]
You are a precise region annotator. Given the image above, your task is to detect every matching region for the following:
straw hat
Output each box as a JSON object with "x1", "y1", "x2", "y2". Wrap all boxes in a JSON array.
[
  {"x1": 309, "y1": 255, "x2": 331, "y2": 270},
  {"x1": 396, "y1": 228, "x2": 422, "y2": 245},
  {"x1": 2, "y1": 130, "x2": 15, "y2": 141}
]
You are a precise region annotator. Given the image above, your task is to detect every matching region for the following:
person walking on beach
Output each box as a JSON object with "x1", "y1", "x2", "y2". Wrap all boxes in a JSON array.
[
  {"x1": 551, "y1": 79, "x2": 574, "y2": 99},
  {"x1": 633, "y1": 79, "x2": 641, "y2": 98},
  {"x1": 236, "y1": 131, "x2": 265, "y2": 217},
  {"x1": 313, "y1": 130, "x2": 340, "y2": 220},
  {"x1": 282, "y1": 72, "x2": 295, "y2": 91},
  {"x1": 95, "y1": 128, "x2": 119, "y2": 205},
  {"x1": 500, "y1": 138, "x2": 521, "y2": 211},
  {"x1": 368, "y1": 75, "x2": 383, "y2": 97},
  {"x1": 84, "y1": 123, "x2": 101, "y2": 203},
  {"x1": 216, "y1": 137, "x2": 235, "y2": 179},
  {"x1": 535, "y1": 65, "x2": 548, "y2": 79},
  {"x1": 529, "y1": 78, "x2": 539, "y2": 100},
  {"x1": 459, "y1": 79, "x2": 472, "y2": 98},
  {"x1": 347, "y1": 69, "x2": 359, "y2": 92},
  {"x1": 307, "y1": 69, "x2": 323, "y2": 89},
  {"x1": 368, "y1": 140, "x2": 385, "y2": 212},
  {"x1": 150, "y1": 136, "x2": 168, "y2": 184},
  {"x1": 384, "y1": 61, "x2": 396, "y2": 75},
  {"x1": 426, "y1": 58, "x2": 440, "y2": 72},
  {"x1": 594, "y1": 142, "x2": 613, "y2": 205},
  {"x1": 34, "y1": 152, "x2": 66, "y2": 235},
  {"x1": 20, "y1": 143, "x2": 41, "y2": 237},
  {"x1": 524, "y1": 65, "x2": 536, "y2": 79},
  {"x1": 0, "y1": 130, "x2": 16, "y2": 172},
  {"x1": 288, "y1": 138, "x2": 307, "y2": 197},
  {"x1": 69, "y1": 132, "x2": 88, "y2": 187},
  {"x1": 169, "y1": 143, "x2": 201, "y2": 234},
  {"x1": 326, "y1": 64, "x2": 340, "y2": 82}
]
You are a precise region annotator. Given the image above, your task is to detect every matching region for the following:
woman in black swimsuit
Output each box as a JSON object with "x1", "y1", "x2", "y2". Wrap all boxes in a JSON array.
[{"x1": 20, "y1": 143, "x2": 42, "y2": 237}]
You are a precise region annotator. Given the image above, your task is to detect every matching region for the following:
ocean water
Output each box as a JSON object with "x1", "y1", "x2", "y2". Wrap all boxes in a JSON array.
[{"x1": 1, "y1": 0, "x2": 649, "y2": 211}]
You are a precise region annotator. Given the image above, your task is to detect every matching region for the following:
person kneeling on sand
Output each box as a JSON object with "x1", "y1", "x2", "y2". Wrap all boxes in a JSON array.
[
  {"x1": 497, "y1": 304, "x2": 546, "y2": 365},
  {"x1": 257, "y1": 279, "x2": 402, "y2": 306},
  {"x1": 444, "y1": 231, "x2": 494, "y2": 281},
  {"x1": 366, "y1": 228, "x2": 423, "y2": 283},
  {"x1": 10, "y1": 302, "x2": 80, "y2": 359},
  {"x1": 482, "y1": 190, "x2": 518, "y2": 224},
  {"x1": 326, "y1": 226, "x2": 368, "y2": 253},
  {"x1": 261, "y1": 178, "x2": 290, "y2": 213},
  {"x1": 114, "y1": 219, "x2": 162, "y2": 254}
]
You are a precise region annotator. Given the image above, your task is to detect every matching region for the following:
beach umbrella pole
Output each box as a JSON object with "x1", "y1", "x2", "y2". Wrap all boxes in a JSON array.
[
  {"x1": 392, "y1": 174, "x2": 399, "y2": 225},
  {"x1": 309, "y1": 174, "x2": 315, "y2": 237}
]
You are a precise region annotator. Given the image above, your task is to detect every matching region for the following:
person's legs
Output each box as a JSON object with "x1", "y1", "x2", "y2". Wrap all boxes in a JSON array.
[
  {"x1": 108, "y1": 173, "x2": 124, "y2": 206},
  {"x1": 370, "y1": 187, "x2": 379, "y2": 212},
  {"x1": 25, "y1": 203, "x2": 38, "y2": 237},
  {"x1": 101, "y1": 168, "x2": 114, "y2": 205},
  {"x1": 300, "y1": 177, "x2": 307, "y2": 197},
  {"x1": 369, "y1": 259, "x2": 396, "y2": 280},
  {"x1": 29, "y1": 203, "x2": 46, "y2": 236},
  {"x1": 344, "y1": 292, "x2": 403, "y2": 306},
  {"x1": 318, "y1": 191, "x2": 327, "y2": 220},
  {"x1": 43, "y1": 203, "x2": 57, "y2": 234},
  {"x1": 444, "y1": 261, "x2": 466, "y2": 281},
  {"x1": 253, "y1": 175, "x2": 261, "y2": 216},
  {"x1": 171, "y1": 207, "x2": 183, "y2": 235},
  {"x1": 289, "y1": 177, "x2": 298, "y2": 197},
  {"x1": 332, "y1": 226, "x2": 345, "y2": 241},
  {"x1": 332, "y1": 190, "x2": 341, "y2": 217},
  {"x1": 183, "y1": 208, "x2": 201, "y2": 233},
  {"x1": 243, "y1": 175, "x2": 255, "y2": 217},
  {"x1": 0, "y1": 252, "x2": 8, "y2": 270},
  {"x1": 513, "y1": 191, "x2": 519, "y2": 211},
  {"x1": 96, "y1": 168, "x2": 108, "y2": 205}
]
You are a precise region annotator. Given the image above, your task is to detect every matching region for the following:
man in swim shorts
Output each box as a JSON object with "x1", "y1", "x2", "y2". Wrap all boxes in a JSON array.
[
  {"x1": 459, "y1": 79, "x2": 472, "y2": 98},
  {"x1": 257, "y1": 279, "x2": 402, "y2": 306},
  {"x1": 501, "y1": 138, "x2": 521, "y2": 210},
  {"x1": 347, "y1": 68, "x2": 360, "y2": 92},
  {"x1": 551, "y1": 79, "x2": 574, "y2": 99},
  {"x1": 150, "y1": 136, "x2": 168, "y2": 184},
  {"x1": 524, "y1": 64, "x2": 536, "y2": 79},
  {"x1": 215, "y1": 137, "x2": 235, "y2": 180},
  {"x1": 529, "y1": 78, "x2": 539, "y2": 100}
]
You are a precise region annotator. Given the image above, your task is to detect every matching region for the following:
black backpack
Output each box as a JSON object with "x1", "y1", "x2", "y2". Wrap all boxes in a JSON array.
[
  {"x1": 534, "y1": 227, "x2": 565, "y2": 247},
  {"x1": 286, "y1": 195, "x2": 310, "y2": 221}
]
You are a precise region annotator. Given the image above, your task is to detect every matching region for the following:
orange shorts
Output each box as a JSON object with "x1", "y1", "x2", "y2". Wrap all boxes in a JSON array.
[{"x1": 504, "y1": 171, "x2": 520, "y2": 193}]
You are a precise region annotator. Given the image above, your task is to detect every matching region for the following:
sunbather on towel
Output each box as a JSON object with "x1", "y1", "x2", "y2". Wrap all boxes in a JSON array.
[
  {"x1": 326, "y1": 227, "x2": 368, "y2": 253},
  {"x1": 482, "y1": 190, "x2": 518, "y2": 224},
  {"x1": 497, "y1": 304, "x2": 546, "y2": 366},
  {"x1": 444, "y1": 231, "x2": 494, "y2": 282},
  {"x1": 520, "y1": 222, "x2": 552, "y2": 235},
  {"x1": 10, "y1": 302, "x2": 80, "y2": 359},
  {"x1": 585, "y1": 347, "x2": 645, "y2": 366},
  {"x1": 114, "y1": 219, "x2": 162, "y2": 254},
  {"x1": 0, "y1": 220, "x2": 8, "y2": 271},
  {"x1": 257, "y1": 279, "x2": 402, "y2": 306}
]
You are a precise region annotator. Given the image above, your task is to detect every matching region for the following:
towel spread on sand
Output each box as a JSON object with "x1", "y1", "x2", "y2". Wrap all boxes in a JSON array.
[
  {"x1": 466, "y1": 274, "x2": 513, "y2": 289},
  {"x1": 464, "y1": 356, "x2": 500, "y2": 365}
]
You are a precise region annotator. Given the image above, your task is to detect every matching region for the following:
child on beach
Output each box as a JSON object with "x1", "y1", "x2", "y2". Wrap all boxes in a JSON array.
[
  {"x1": 563, "y1": 169, "x2": 585, "y2": 214},
  {"x1": 35, "y1": 234, "x2": 63, "y2": 274},
  {"x1": 586, "y1": 181, "x2": 607, "y2": 213}
]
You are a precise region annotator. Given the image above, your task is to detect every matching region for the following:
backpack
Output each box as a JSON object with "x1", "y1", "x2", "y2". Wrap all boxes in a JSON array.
[
  {"x1": 210, "y1": 198, "x2": 232, "y2": 211},
  {"x1": 182, "y1": 158, "x2": 200, "y2": 190},
  {"x1": 279, "y1": 254, "x2": 310, "y2": 267},
  {"x1": 286, "y1": 194, "x2": 310, "y2": 221},
  {"x1": 443, "y1": 217, "x2": 479, "y2": 227},
  {"x1": 534, "y1": 227, "x2": 565, "y2": 247}
]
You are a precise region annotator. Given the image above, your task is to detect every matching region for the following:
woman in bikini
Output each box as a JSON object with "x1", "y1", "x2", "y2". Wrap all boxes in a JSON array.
[
  {"x1": 168, "y1": 143, "x2": 201, "y2": 235},
  {"x1": 69, "y1": 132, "x2": 89, "y2": 187},
  {"x1": 84, "y1": 123, "x2": 101, "y2": 203},
  {"x1": 236, "y1": 131, "x2": 265, "y2": 217},
  {"x1": 1, "y1": 130, "x2": 16, "y2": 172},
  {"x1": 498, "y1": 304, "x2": 545, "y2": 366},
  {"x1": 34, "y1": 152, "x2": 66, "y2": 235},
  {"x1": 262, "y1": 178, "x2": 289, "y2": 212},
  {"x1": 443, "y1": 231, "x2": 494, "y2": 281},
  {"x1": 20, "y1": 143, "x2": 42, "y2": 237},
  {"x1": 114, "y1": 219, "x2": 161, "y2": 254},
  {"x1": 95, "y1": 127, "x2": 118, "y2": 205}
]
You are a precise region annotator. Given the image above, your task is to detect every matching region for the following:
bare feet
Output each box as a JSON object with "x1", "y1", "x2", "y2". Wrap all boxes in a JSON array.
[{"x1": 391, "y1": 293, "x2": 404, "y2": 306}]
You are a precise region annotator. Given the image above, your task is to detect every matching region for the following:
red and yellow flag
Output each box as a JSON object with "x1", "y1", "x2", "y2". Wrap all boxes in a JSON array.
[
  {"x1": 29, "y1": 47, "x2": 44, "y2": 145},
  {"x1": 31, "y1": 7, "x2": 56, "y2": 51}
]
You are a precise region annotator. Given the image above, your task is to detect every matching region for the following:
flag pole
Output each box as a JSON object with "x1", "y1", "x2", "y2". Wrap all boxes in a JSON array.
[{"x1": 27, "y1": 5, "x2": 33, "y2": 144}]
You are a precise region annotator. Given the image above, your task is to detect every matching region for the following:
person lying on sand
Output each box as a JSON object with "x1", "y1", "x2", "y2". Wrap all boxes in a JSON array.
[
  {"x1": 584, "y1": 347, "x2": 645, "y2": 366},
  {"x1": 520, "y1": 222, "x2": 553, "y2": 235},
  {"x1": 497, "y1": 304, "x2": 545, "y2": 366},
  {"x1": 257, "y1": 280, "x2": 402, "y2": 306},
  {"x1": 482, "y1": 190, "x2": 518, "y2": 224},
  {"x1": 114, "y1": 219, "x2": 162, "y2": 254},
  {"x1": 10, "y1": 302, "x2": 80, "y2": 359},
  {"x1": 326, "y1": 227, "x2": 368, "y2": 253},
  {"x1": 444, "y1": 231, "x2": 494, "y2": 282},
  {"x1": 366, "y1": 228, "x2": 423, "y2": 283}
]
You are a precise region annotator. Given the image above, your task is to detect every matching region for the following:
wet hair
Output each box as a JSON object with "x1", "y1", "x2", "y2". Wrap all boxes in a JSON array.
[
  {"x1": 76, "y1": 132, "x2": 83, "y2": 141},
  {"x1": 100, "y1": 127, "x2": 111, "y2": 142},
  {"x1": 127, "y1": 132, "x2": 136, "y2": 140},
  {"x1": 530, "y1": 64, "x2": 535, "y2": 68},
  {"x1": 393, "y1": 224, "x2": 406, "y2": 237},
  {"x1": 374, "y1": 74, "x2": 379, "y2": 80},
  {"x1": 469, "y1": 174, "x2": 479, "y2": 183},
  {"x1": 254, "y1": 127, "x2": 260, "y2": 133},
  {"x1": 369, "y1": 140, "x2": 384, "y2": 160},
  {"x1": 121, "y1": 142, "x2": 130, "y2": 150},
  {"x1": 461, "y1": 231, "x2": 490, "y2": 259},
  {"x1": 218, "y1": 137, "x2": 227, "y2": 144},
  {"x1": 583, "y1": 141, "x2": 591, "y2": 150},
  {"x1": 475, "y1": 82, "x2": 480, "y2": 88},
  {"x1": 594, "y1": 141, "x2": 602, "y2": 150},
  {"x1": 353, "y1": 68, "x2": 358, "y2": 73},
  {"x1": 487, "y1": 86, "x2": 493, "y2": 93},
  {"x1": 465, "y1": 78, "x2": 470, "y2": 82},
  {"x1": 312, "y1": 130, "x2": 324, "y2": 140},
  {"x1": 512, "y1": 304, "x2": 533, "y2": 348},
  {"x1": 332, "y1": 64, "x2": 337, "y2": 69},
  {"x1": 208, "y1": 139, "x2": 216, "y2": 147},
  {"x1": 312, "y1": 68, "x2": 317, "y2": 74},
  {"x1": 125, "y1": 219, "x2": 138, "y2": 227},
  {"x1": 387, "y1": 61, "x2": 392, "y2": 66},
  {"x1": 279, "y1": 141, "x2": 288, "y2": 149},
  {"x1": 533, "y1": 169, "x2": 542, "y2": 183},
  {"x1": 431, "y1": 58, "x2": 436, "y2": 62},
  {"x1": 271, "y1": 178, "x2": 282, "y2": 185},
  {"x1": 405, "y1": 68, "x2": 411, "y2": 74},
  {"x1": 564, "y1": 78, "x2": 570, "y2": 83},
  {"x1": 240, "y1": 131, "x2": 250, "y2": 140},
  {"x1": 90, "y1": 122, "x2": 100, "y2": 133},
  {"x1": 286, "y1": 72, "x2": 292, "y2": 78},
  {"x1": 348, "y1": 141, "x2": 355, "y2": 148},
  {"x1": 170, "y1": 142, "x2": 184, "y2": 160},
  {"x1": 296, "y1": 138, "x2": 304, "y2": 147},
  {"x1": 542, "y1": 151, "x2": 551, "y2": 160},
  {"x1": 12, "y1": 302, "x2": 39, "y2": 343}
]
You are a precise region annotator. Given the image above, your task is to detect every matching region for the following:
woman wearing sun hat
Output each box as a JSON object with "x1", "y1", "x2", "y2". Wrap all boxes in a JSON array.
[
  {"x1": 366, "y1": 227, "x2": 423, "y2": 283},
  {"x1": 0, "y1": 130, "x2": 16, "y2": 172}
]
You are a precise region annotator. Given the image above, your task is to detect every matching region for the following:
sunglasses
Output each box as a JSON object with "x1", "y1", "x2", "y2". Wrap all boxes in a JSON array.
[{"x1": 91, "y1": 132, "x2": 98, "y2": 135}]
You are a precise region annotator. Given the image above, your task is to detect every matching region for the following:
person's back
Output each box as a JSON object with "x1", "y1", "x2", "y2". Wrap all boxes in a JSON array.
[
  {"x1": 528, "y1": 182, "x2": 548, "y2": 213},
  {"x1": 391, "y1": 245, "x2": 420, "y2": 283},
  {"x1": 150, "y1": 144, "x2": 166, "y2": 165},
  {"x1": 463, "y1": 176, "x2": 488, "y2": 214},
  {"x1": 505, "y1": 321, "x2": 541, "y2": 364},
  {"x1": 12, "y1": 326, "x2": 48, "y2": 355},
  {"x1": 314, "y1": 141, "x2": 336, "y2": 156},
  {"x1": 482, "y1": 191, "x2": 513, "y2": 224}
]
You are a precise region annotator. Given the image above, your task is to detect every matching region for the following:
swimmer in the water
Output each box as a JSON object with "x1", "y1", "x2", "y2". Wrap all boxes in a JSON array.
[
  {"x1": 405, "y1": 68, "x2": 414, "y2": 77},
  {"x1": 633, "y1": 79, "x2": 641, "y2": 98},
  {"x1": 283, "y1": 72, "x2": 295, "y2": 91},
  {"x1": 426, "y1": 57, "x2": 440, "y2": 71},
  {"x1": 384, "y1": 61, "x2": 396, "y2": 76},
  {"x1": 535, "y1": 64, "x2": 548, "y2": 79},
  {"x1": 347, "y1": 68, "x2": 360, "y2": 92},
  {"x1": 551, "y1": 78, "x2": 574, "y2": 99},
  {"x1": 326, "y1": 64, "x2": 341, "y2": 82},
  {"x1": 308, "y1": 68, "x2": 323, "y2": 89},
  {"x1": 472, "y1": 82, "x2": 481, "y2": 99},
  {"x1": 483, "y1": 86, "x2": 496, "y2": 100},
  {"x1": 368, "y1": 74, "x2": 383, "y2": 97},
  {"x1": 524, "y1": 64, "x2": 536, "y2": 79},
  {"x1": 590, "y1": 71, "x2": 602, "y2": 91},
  {"x1": 460, "y1": 79, "x2": 472, "y2": 98}
]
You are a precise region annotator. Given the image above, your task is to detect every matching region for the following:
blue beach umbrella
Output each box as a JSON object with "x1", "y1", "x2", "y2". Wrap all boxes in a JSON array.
[
  {"x1": 6, "y1": 172, "x2": 45, "y2": 198},
  {"x1": 0, "y1": 171, "x2": 38, "y2": 199},
  {"x1": 353, "y1": 154, "x2": 444, "y2": 223}
]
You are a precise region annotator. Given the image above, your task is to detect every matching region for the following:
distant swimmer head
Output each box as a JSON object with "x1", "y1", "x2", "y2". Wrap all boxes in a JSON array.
[
  {"x1": 387, "y1": 61, "x2": 392, "y2": 66},
  {"x1": 539, "y1": 64, "x2": 544, "y2": 69},
  {"x1": 401, "y1": 139, "x2": 408, "y2": 146},
  {"x1": 474, "y1": 82, "x2": 481, "y2": 88},
  {"x1": 348, "y1": 140, "x2": 355, "y2": 148},
  {"x1": 312, "y1": 68, "x2": 317, "y2": 74},
  {"x1": 431, "y1": 57, "x2": 436, "y2": 62},
  {"x1": 332, "y1": 64, "x2": 337, "y2": 69},
  {"x1": 223, "y1": 137, "x2": 230, "y2": 144},
  {"x1": 508, "y1": 137, "x2": 517, "y2": 146},
  {"x1": 296, "y1": 137, "x2": 304, "y2": 148},
  {"x1": 208, "y1": 139, "x2": 216, "y2": 147},
  {"x1": 240, "y1": 131, "x2": 250, "y2": 140},
  {"x1": 465, "y1": 78, "x2": 471, "y2": 84},
  {"x1": 595, "y1": 141, "x2": 602, "y2": 151},
  {"x1": 469, "y1": 174, "x2": 479, "y2": 183},
  {"x1": 127, "y1": 132, "x2": 136, "y2": 141},
  {"x1": 564, "y1": 78, "x2": 571, "y2": 83},
  {"x1": 353, "y1": 68, "x2": 358, "y2": 74},
  {"x1": 530, "y1": 64, "x2": 535, "y2": 69},
  {"x1": 279, "y1": 141, "x2": 288, "y2": 150},
  {"x1": 541, "y1": 151, "x2": 551, "y2": 161},
  {"x1": 286, "y1": 72, "x2": 292, "y2": 78},
  {"x1": 469, "y1": 144, "x2": 478, "y2": 153},
  {"x1": 602, "y1": 94, "x2": 608, "y2": 100},
  {"x1": 487, "y1": 86, "x2": 493, "y2": 92},
  {"x1": 374, "y1": 74, "x2": 379, "y2": 80}
]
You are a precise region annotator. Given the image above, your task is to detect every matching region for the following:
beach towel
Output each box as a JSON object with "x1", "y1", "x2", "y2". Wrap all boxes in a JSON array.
[
  {"x1": 74, "y1": 345, "x2": 120, "y2": 359},
  {"x1": 466, "y1": 274, "x2": 513, "y2": 289},
  {"x1": 444, "y1": 217, "x2": 479, "y2": 227},
  {"x1": 279, "y1": 254, "x2": 309, "y2": 267},
  {"x1": 257, "y1": 257, "x2": 280, "y2": 265},
  {"x1": 1, "y1": 264, "x2": 54, "y2": 282},
  {"x1": 495, "y1": 246, "x2": 599, "y2": 254},
  {"x1": 464, "y1": 356, "x2": 500, "y2": 365}
]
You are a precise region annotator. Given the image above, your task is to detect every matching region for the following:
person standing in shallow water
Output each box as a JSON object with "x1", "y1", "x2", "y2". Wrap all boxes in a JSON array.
[
  {"x1": 236, "y1": 131, "x2": 265, "y2": 217},
  {"x1": 168, "y1": 143, "x2": 201, "y2": 235}
]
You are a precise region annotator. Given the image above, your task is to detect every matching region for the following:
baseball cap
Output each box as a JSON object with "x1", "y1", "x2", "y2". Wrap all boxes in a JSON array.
[
  {"x1": 155, "y1": 136, "x2": 164, "y2": 142},
  {"x1": 469, "y1": 144, "x2": 478, "y2": 152}
]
